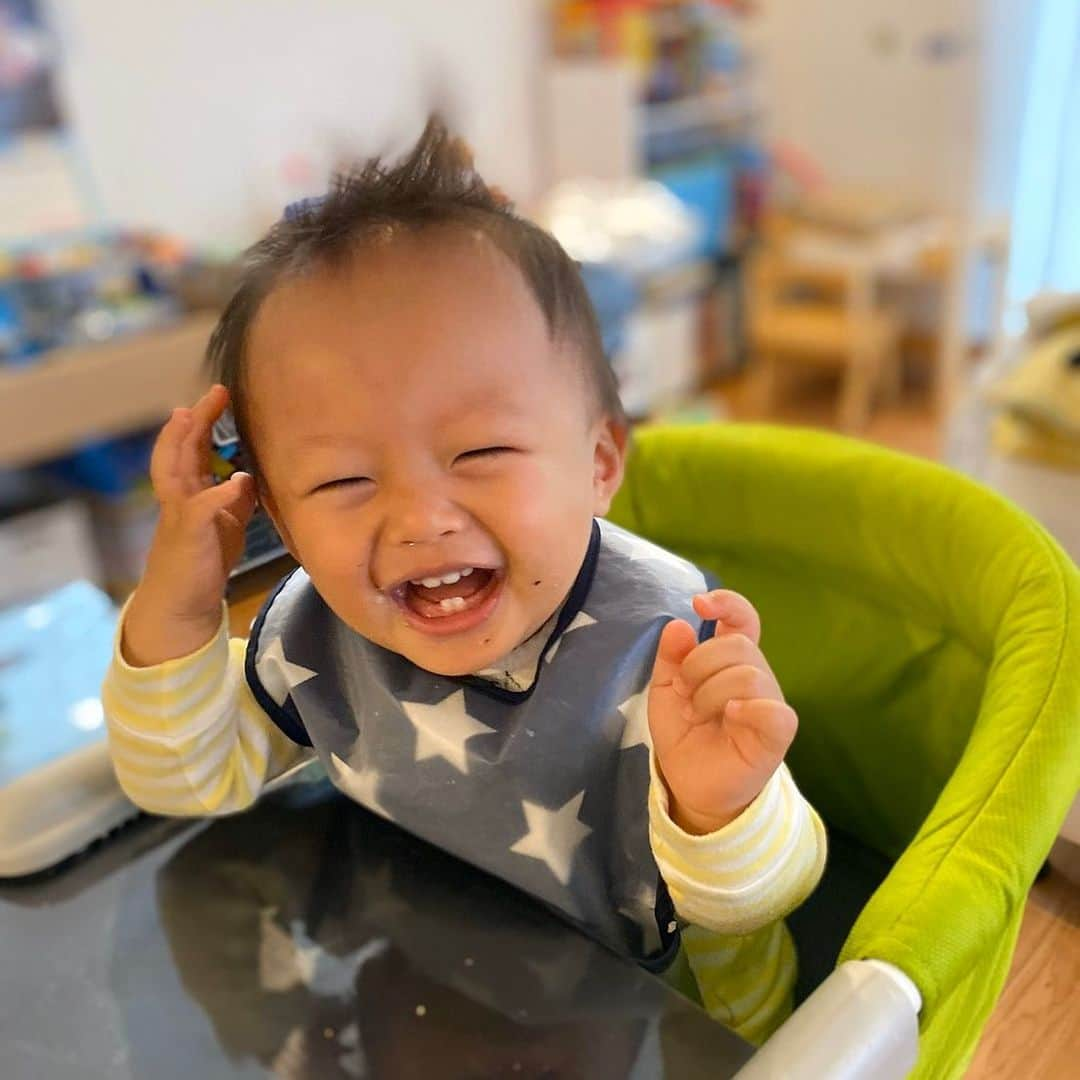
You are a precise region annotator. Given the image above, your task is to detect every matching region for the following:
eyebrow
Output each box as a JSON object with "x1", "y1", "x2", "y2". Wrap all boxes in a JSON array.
[
  {"x1": 444, "y1": 393, "x2": 537, "y2": 423},
  {"x1": 290, "y1": 431, "x2": 366, "y2": 451},
  {"x1": 274, "y1": 433, "x2": 367, "y2": 489},
  {"x1": 280, "y1": 388, "x2": 538, "y2": 460}
]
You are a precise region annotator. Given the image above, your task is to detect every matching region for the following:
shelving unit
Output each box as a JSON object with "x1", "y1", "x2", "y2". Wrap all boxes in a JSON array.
[
  {"x1": 544, "y1": 51, "x2": 757, "y2": 403},
  {"x1": 0, "y1": 314, "x2": 216, "y2": 469},
  {"x1": 637, "y1": 89, "x2": 755, "y2": 165}
]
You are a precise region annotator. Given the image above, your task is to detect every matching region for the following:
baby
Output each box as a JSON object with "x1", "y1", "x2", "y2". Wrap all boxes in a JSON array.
[{"x1": 104, "y1": 121, "x2": 825, "y2": 1044}]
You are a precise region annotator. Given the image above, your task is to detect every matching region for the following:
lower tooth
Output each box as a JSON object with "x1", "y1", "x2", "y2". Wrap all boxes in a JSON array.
[{"x1": 438, "y1": 597, "x2": 467, "y2": 613}]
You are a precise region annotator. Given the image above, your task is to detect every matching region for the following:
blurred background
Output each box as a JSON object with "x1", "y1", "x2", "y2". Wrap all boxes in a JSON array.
[
  {"x1": 2, "y1": 0, "x2": 1078, "y2": 610},
  {"x1": 0, "y1": 3, "x2": 1077, "y2": 1070}
]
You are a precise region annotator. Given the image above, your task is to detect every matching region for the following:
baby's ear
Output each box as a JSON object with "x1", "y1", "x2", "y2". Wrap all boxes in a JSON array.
[{"x1": 592, "y1": 417, "x2": 628, "y2": 515}]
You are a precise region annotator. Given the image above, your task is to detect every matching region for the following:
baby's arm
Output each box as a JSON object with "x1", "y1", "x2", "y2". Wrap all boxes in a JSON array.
[
  {"x1": 649, "y1": 759, "x2": 826, "y2": 934},
  {"x1": 647, "y1": 588, "x2": 826, "y2": 928},
  {"x1": 104, "y1": 603, "x2": 312, "y2": 816},
  {"x1": 103, "y1": 385, "x2": 311, "y2": 815}
]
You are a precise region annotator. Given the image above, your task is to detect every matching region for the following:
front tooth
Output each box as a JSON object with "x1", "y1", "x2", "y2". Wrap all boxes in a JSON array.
[
  {"x1": 421, "y1": 577, "x2": 442, "y2": 588},
  {"x1": 440, "y1": 571, "x2": 461, "y2": 585},
  {"x1": 439, "y1": 597, "x2": 467, "y2": 612}
]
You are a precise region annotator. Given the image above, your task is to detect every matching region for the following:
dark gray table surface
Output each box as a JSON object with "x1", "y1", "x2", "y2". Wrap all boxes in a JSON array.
[{"x1": 0, "y1": 777, "x2": 753, "y2": 1079}]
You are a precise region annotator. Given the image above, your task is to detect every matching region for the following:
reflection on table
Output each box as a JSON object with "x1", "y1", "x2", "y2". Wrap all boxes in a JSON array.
[{"x1": 0, "y1": 773, "x2": 753, "y2": 1079}]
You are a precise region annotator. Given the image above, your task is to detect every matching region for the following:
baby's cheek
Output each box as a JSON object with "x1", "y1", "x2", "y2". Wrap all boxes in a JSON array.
[
  {"x1": 296, "y1": 531, "x2": 370, "y2": 607},
  {"x1": 295, "y1": 534, "x2": 341, "y2": 581},
  {"x1": 505, "y1": 467, "x2": 590, "y2": 536},
  {"x1": 507, "y1": 515, "x2": 591, "y2": 609}
]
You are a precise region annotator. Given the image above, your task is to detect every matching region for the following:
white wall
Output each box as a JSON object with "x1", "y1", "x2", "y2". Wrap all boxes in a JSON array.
[
  {"x1": 48, "y1": 0, "x2": 544, "y2": 250},
  {"x1": 750, "y1": 0, "x2": 985, "y2": 213},
  {"x1": 37, "y1": 2, "x2": 1040, "y2": 257}
]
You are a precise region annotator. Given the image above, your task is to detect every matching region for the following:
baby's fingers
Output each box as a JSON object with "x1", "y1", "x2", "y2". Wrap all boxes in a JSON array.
[
  {"x1": 191, "y1": 471, "x2": 256, "y2": 526},
  {"x1": 176, "y1": 385, "x2": 229, "y2": 495},
  {"x1": 162, "y1": 472, "x2": 257, "y2": 547},
  {"x1": 676, "y1": 632, "x2": 774, "y2": 699},
  {"x1": 690, "y1": 664, "x2": 781, "y2": 724},
  {"x1": 149, "y1": 408, "x2": 193, "y2": 503},
  {"x1": 693, "y1": 589, "x2": 762, "y2": 646},
  {"x1": 650, "y1": 619, "x2": 698, "y2": 689},
  {"x1": 724, "y1": 699, "x2": 799, "y2": 758}
]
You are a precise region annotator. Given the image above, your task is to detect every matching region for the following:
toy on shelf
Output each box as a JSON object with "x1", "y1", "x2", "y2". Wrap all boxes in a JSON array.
[
  {"x1": 210, "y1": 410, "x2": 288, "y2": 575},
  {"x1": 550, "y1": 0, "x2": 758, "y2": 166},
  {"x1": 0, "y1": 229, "x2": 193, "y2": 365}
]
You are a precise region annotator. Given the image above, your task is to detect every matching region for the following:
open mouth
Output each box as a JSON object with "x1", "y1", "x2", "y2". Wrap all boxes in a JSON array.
[{"x1": 390, "y1": 566, "x2": 503, "y2": 636}]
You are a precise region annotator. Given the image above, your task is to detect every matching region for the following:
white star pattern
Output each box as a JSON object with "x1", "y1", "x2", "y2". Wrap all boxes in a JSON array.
[
  {"x1": 618, "y1": 687, "x2": 652, "y2": 750},
  {"x1": 400, "y1": 690, "x2": 496, "y2": 775},
  {"x1": 617, "y1": 879, "x2": 662, "y2": 955},
  {"x1": 544, "y1": 610, "x2": 598, "y2": 664},
  {"x1": 510, "y1": 791, "x2": 592, "y2": 886},
  {"x1": 256, "y1": 637, "x2": 317, "y2": 705},
  {"x1": 258, "y1": 905, "x2": 389, "y2": 997},
  {"x1": 328, "y1": 751, "x2": 391, "y2": 819}
]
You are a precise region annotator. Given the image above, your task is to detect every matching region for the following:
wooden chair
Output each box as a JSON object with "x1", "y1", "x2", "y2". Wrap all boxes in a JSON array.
[{"x1": 747, "y1": 222, "x2": 903, "y2": 431}]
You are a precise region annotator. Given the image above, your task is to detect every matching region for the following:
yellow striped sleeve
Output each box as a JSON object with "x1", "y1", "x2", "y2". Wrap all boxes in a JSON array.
[
  {"x1": 680, "y1": 920, "x2": 798, "y2": 1045},
  {"x1": 648, "y1": 760, "x2": 827, "y2": 936},
  {"x1": 102, "y1": 602, "x2": 311, "y2": 817}
]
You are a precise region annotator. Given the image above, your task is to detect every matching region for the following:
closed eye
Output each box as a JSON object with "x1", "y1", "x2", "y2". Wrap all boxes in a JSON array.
[
  {"x1": 454, "y1": 446, "x2": 516, "y2": 464},
  {"x1": 311, "y1": 476, "x2": 373, "y2": 494}
]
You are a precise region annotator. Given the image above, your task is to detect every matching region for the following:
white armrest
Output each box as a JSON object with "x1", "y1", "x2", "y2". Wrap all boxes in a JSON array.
[{"x1": 735, "y1": 960, "x2": 921, "y2": 1080}]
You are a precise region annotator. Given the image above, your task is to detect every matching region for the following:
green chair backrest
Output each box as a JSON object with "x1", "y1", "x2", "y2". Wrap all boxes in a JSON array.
[{"x1": 609, "y1": 423, "x2": 1080, "y2": 1076}]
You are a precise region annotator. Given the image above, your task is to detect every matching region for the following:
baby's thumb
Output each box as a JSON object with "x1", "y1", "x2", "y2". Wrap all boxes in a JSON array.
[{"x1": 650, "y1": 619, "x2": 698, "y2": 689}]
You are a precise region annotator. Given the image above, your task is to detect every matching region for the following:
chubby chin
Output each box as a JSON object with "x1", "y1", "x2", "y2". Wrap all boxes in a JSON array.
[
  {"x1": 389, "y1": 616, "x2": 525, "y2": 678},
  {"x1": 397, "y1": 646, "x2": 490, "y2": 678}
]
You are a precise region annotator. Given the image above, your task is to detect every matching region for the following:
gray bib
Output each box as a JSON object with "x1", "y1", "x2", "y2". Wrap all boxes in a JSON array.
[{"x1": 246, "y1": 520, "x2": 715, "y2": 966}]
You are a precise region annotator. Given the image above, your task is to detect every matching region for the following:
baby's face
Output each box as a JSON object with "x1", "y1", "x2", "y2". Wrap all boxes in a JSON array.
[{"x1": 247, "y1": 232, "x2": 625, "y2": 676}]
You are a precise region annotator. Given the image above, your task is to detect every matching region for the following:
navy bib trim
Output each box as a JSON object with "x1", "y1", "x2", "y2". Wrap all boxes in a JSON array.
[{"x1": 244, "y1": 566, "x2": 313, "y2": 747}]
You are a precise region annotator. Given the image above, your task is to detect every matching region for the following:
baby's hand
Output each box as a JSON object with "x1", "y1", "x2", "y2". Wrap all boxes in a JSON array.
[
  {"x1": 122, "y1": 385, "x2": 258, "y2": 666},
  {"x1": 647, "y1": 590, "x2": 798, "y2": 835}
]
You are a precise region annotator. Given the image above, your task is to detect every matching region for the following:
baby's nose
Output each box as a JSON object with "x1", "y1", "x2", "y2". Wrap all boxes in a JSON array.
[{"x1": 385, "y1": 491, "x2": 467, "y2": 547}]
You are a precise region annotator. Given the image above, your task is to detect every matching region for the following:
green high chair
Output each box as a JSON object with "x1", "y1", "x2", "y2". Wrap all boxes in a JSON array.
[{"x1": 608, "y1": 423, "x2": 1080, "y2": 1080}]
